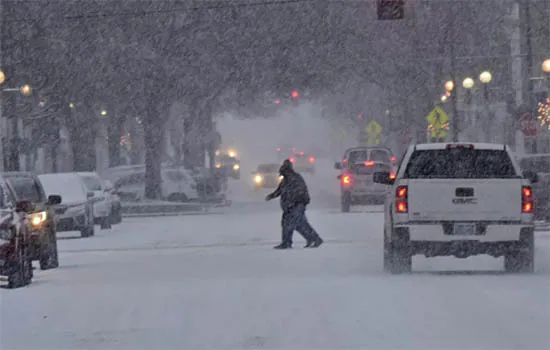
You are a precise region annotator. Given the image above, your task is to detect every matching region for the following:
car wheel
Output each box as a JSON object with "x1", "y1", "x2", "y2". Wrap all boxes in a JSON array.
[
  {"x1": 388, "y1": 228, "x2": 412, "y2": 274},
  {"x1": 39, "y1": 229, "x2": 59, "y2": 270},
  {"x1": 341, "y1": 192, "x2": 351, "y2": 213},
  {"x1": 504, "y1": 231, "x2": 534, "y2": 273},
  {"x1": 8, "y1": 240, "x2": 32, "y2": 288}
]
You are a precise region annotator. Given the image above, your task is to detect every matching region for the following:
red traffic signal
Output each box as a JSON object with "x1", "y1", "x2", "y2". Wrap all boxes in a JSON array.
[
  {"x1": 291, "y1": 90, "x2": 299, "y2": 99},
  {"x1": 274, "y1": 99, "x2": 281, "y2": 105}
]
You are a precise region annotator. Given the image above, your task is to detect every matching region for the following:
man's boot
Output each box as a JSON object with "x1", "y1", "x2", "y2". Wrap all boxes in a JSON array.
[{"x1": 273, "y1": 242, "x2": 292, "y2": 249}]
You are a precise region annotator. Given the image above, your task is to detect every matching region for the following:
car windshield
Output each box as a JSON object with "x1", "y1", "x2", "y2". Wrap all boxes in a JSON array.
[
  {"x1": 80, "y1": 175, "x2": 103, "y2": 191},
  {"x1": 39, "y1": 174, "x2": 86, "y2": 203},
  {"x1": 258, "y1": 164, "x2": 279, "y2": 173},
  {"x1": 5, "y1": 176, "x2": 43, "y2": 203},
  {"x1": 405, "y1": 149, "x2": 518, "y2": 179}
]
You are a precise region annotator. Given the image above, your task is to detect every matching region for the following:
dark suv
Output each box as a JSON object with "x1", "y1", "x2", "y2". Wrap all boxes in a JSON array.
[{"x1": 2, "y1": 172, "x2": 62, "y2": 270}]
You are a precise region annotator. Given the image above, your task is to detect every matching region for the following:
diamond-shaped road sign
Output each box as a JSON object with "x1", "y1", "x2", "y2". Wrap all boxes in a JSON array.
[{"x1": 426, "y1": 106, "x2": 450, "y2": 139}]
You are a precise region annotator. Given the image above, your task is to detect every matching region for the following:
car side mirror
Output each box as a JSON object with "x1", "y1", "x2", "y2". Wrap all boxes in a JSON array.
[
  {"x1": 523, "y1": 170, "x2": 539, "y2": 184},
  {"x1": 373, "y1": 171, "x2": 394, "y2": 185},
  {"x1": 47, "y1": 195, "x2": 62, "y2": 205},
  {"x1": 15, "y1": 200, "x2": 34, "y2": 213},
  {"x1": 334, "y1": 162, "x2": 342, "y2": 170},
  {"x1": 87, "y1": 192, "x2": 94, "y2": 199}
]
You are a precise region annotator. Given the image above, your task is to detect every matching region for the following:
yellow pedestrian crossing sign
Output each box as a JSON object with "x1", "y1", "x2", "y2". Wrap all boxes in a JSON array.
[
  {"x1": 365, "y1": 120, "x2": 382, "y2": 144},
  {"x1": 426, "y1": 106, "x2": 450, "y2": 139}
]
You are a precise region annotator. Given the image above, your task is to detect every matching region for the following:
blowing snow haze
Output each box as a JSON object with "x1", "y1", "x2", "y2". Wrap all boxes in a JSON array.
[{"x1": 0, "y1": 0, "x2": 549, "y2": 349}]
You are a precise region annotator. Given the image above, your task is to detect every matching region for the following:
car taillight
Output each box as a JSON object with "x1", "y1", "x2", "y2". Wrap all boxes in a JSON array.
[
  {"x1": 365, "y1": 160, "x2": 375, "y2": 167},
  {"x1": 342, "y1": 174, "x2": 352, "y2": 186},
  {"x1": 309, "y1": 156, "x2": 315, "y2": 163},
  {"x1": 391, "y1": 156, "x2": 396, "y2": 162},
  {"x1": 390, "y1": 172, "x2": 396, "y2": 180},
  {"x1": 290, "y1": 157, "x2": 296, "y2": 163},
  {"x1": 522, "y1": 186, "x2": 534, "y2": 213},
  {"x1": 395, "y1": 185, "x2": 408, "y2": 213},
  {"x1": 299, "y1": 152, "x2": 305, "y2": 156}
]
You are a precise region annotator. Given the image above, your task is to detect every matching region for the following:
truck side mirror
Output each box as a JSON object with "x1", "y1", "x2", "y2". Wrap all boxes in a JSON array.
[{"x1": 47, "y1": 195, "x2": 62, "y2": 205}]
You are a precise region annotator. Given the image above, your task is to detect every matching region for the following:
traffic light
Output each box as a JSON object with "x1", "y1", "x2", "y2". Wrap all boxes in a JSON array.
[
  {"x1": 291, "y1": 90, "x2": 299, "y2": 99},
  {"x1": 377, "y1": 0, "x2": 404, "y2": 20}
]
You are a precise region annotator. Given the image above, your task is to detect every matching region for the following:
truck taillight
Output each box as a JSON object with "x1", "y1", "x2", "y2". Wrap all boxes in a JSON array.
[
  {"x1": 390, "y1": 172, "x2": 396, "y2": 180},
  {"x1": 365, "y1": 161, "x2": 375, "y2": 167},
  {"x1": 290, "y1": 157, "x2": 296, "y2": 163},
  {"x1": 522, "y1": 186, "x2": 534, "y2": 213},
  {"x1": 395, "y1": 185, "x2": 408, "y2": 213},
  {"x1": 309, "y1": 156, "x2": 315, "y2": 163},
  {"x1": 391, "y1": 156, "x2": 396, "y2": 162}
]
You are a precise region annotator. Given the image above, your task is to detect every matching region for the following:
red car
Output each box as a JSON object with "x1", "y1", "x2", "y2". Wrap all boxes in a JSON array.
[{"x1": 0, "y1": 179, "x2": 33, "y2": 288}]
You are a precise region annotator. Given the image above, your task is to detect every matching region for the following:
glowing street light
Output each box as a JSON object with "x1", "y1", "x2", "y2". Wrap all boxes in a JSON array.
[
  {"x1": 444, "y1": 80, "x2": 454, "y2": 92},
  {"x1": 542, "y1": 58, "x2": 550, "y2": 74},
  {"x1": 0, "y1": 70, "x2": 5, "y2": 85},
  {"x1": 20, "y1": 84, "x2": 32, "y2": 96},
  {"x1": 100, "y1": 110, "x2": 107, "y2": 117},
  {"x1": 69, "y1": 103, "x2": 75, "y2": 109},
  {"x1": 441, "y1": 94, "x2": 448, "y2": 103},
  {"x1": 462, "y1": 77, "x2": 474, "y2": 89},
  {"x1": 479, "y1": 71, "x2": 492, "y2": 84}
]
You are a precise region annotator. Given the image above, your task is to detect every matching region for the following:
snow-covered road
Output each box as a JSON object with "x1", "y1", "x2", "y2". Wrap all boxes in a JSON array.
[{"x1": 2, "y1": 183, "x2": 550, "y2": 349}]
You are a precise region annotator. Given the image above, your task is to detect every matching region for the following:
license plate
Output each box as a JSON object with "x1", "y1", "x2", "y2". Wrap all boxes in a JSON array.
[{"x1": 453, "y1": 223, "x2": 476, "y2": 235}]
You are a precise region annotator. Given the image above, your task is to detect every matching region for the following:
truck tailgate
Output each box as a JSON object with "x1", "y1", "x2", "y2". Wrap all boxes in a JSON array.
[{"x1": 407, "y1": 179, "x2": 523, "y2": 222}]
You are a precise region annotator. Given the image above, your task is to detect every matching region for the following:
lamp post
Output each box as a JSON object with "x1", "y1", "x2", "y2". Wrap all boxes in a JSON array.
[
  {"x1": 479, "y1": 71, "x2": 492, "y2": 142},
  {"x1": 444, "y1": 80, "x2": 459, "y2": 141},
  {"x1": 542, "y1": 59, "x2": 550, "y2": 93},
  {"x1": 462, "y1": 78, "x2": 474, "y2": 135}
]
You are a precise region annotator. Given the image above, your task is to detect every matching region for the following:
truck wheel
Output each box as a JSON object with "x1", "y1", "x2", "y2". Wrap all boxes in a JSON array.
[
  {"x1": 504, "y1": 232, "x2": 534, "y2": 273},
  {"x1": 80, "y1": 224, "x2": 94, "y2": 238},
  {"x1": 39, "y1": 229, "x2": 59, "y2": 270},
  {"x1": 388, "y1": 230, "x2": 412, "y2": 274},
  {"x1": 341, "y1": 192, "x2": 351, "y2": 213}
]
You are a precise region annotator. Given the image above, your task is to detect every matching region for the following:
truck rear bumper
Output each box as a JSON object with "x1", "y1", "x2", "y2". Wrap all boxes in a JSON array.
[{"x1": 395, "y1": 223, "x2": 532, "y2": 242}]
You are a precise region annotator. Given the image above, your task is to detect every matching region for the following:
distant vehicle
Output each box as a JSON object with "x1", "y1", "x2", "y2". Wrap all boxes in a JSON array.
[
  {"x1": 215, "y1": 154, "x2": 240, "y2": 180},
  {"x1": 335, "y1": 147, "x2": 396, "y2": 212},
  {"x1": 518, "y1": 153, "x2": 550, "y2": 223},
  {"x1": 290, "y1": 152, "x2": 316, "y2": 174},
  {"x1": 252, "y1": 164, "x2": 283, "y2": 189},
  {"x1": 376, "y1": 142, "x2": 537, "y2": 274},
  {"x1": 39, "y1": 173, "x2": 95, "y2": 238},
  {"x1": 113, "y1": 168, "x2": 199, "y2": 202},
  {"x1": 77, "y1": 172, "x2": 113, "y2": 230},
  {"x1": 2, "y1": 172, "x2": 62, "y2": 270},
  {"x1": 0, "y1": 177, "x2": 33, "y2": 288}
]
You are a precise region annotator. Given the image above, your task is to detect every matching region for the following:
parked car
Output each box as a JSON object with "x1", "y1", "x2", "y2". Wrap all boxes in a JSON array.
[
  {"x1": 76, "y1": 172, "x2": 113, "y2": 229},
  {"x1": 38, "y1": 173, "x2": 95, "y2": 238},
  {"x1": 2, "y1": 172, "x2": 62, "y2": 270},
  {"x1": 0, "y1": 177, "x2": 33, "y2": 288},
  {"x1": 103, "y1": 180, "x2": 122, "y2": 225},
  {"x1": 113, "y1": 168, "x2": 199, "y2": 202}
]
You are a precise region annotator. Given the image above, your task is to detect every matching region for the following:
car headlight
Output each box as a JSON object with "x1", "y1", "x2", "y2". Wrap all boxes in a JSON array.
[
  {"x1": 278, "y1": 175, "x2": 284, "y2": 183},
  {"x1": 254, "y1": 174, "x2": 263, "y2": 184},
  {"x1": 215, "y1": 163, "x2": 222, "y2": 168},
  {"x1": 233, "y1": 164, "x2": 240, "y2": 170},
  {"x1": 29, "y1": 211, "x2": 47, "y2": 226}
]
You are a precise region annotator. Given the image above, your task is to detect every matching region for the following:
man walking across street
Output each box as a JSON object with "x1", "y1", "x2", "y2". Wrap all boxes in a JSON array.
[{"x1": 265, "y1": 159, "x2": 323, "y2": 249}]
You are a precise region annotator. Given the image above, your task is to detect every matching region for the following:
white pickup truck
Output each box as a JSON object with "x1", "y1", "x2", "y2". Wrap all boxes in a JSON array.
[{"x1": 374, "y1": 143, "x2": 539, "y2": 274}]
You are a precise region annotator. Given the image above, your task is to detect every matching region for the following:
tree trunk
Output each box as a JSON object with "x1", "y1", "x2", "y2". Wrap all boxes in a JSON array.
[
  {"x1": 144, "y1": 99, "x2": 163, "y2": 199},
  {"x1": 69, "y1": 120, "x2": 96, "y2": 171},
  {"x1": 108, "y1": 113, "x2": 122, "y2": 167}
]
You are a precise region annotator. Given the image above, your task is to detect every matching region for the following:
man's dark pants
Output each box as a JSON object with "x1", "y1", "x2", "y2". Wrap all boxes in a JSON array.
[{"x1": 281, "y1": 203, "x2": 319, "y2": 246}]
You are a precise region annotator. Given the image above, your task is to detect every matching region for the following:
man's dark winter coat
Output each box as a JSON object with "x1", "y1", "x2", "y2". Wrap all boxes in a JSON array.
[{"x1": 266, "y1": 160, "x2": 310, "y2": 212}]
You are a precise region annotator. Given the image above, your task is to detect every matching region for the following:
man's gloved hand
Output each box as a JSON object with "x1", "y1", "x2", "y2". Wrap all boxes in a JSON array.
[{"x1": 265, "y1": 194, "x2": 272, "y2": 201}]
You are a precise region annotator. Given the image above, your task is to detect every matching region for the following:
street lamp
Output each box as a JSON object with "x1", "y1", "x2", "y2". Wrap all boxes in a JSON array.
[
  {"x1": 441, "y1": 94, "x2": 448, "y2": 103},
  {"x1": 479, "y1": 71, "x2": 492, "y2": 84},
  {"x1": 462, "y1": 77, "x2": 474, "y2": 89},
  {"x1": 444, "y1": 80, "x2": 454, "y2": 92},
  {"x1": 0, "y1": 70, "x2": 5, "y2": 85},
  {"x1": 542, "y1": 58, "x2": 550, "y2": 74},
  {"x1": 69, "y1": 103, "x2": 75, "y2": 109},
  {"x1": 20, "y1": 84, "x2": 32, "y2": 96},
  {"x1": 100, "y1": 109, "x2": 107, "y2": 117}
]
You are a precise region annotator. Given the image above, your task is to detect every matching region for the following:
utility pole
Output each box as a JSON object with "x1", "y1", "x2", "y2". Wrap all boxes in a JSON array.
[
  {"x1": 0, "y1": 0, "x2": 4, "y2": 172},
  {"x1": 523, "y1": 0, "x2": 537, "y2": 153},
  {"x1": 448, "y1": 1, "x2": 460, "y2": 142}
]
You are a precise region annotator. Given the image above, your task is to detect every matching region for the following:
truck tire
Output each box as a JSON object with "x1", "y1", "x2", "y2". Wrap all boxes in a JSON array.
[
  {"x1": 504, "y1": 232, "x2": 534, "y2": 273},
  {"x1": 341, "y1": 192, "x2": 351, "y2": 213},
  {"x1": 39, "y1": 229, "x2": 59, "y2": 270},
  {"x1": 388, "y1": 229, "x2": 412, "y2": 274}
]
